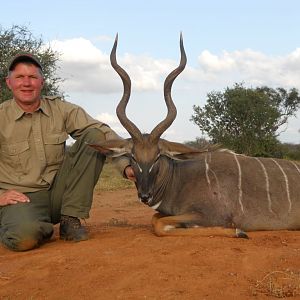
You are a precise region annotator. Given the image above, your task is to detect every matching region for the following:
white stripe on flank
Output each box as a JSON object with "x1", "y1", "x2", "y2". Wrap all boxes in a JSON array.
[
  {"x1": 254, "y1": 157, "x2": 275, "y2": 215},
  {"x1": 233, "y1": 153, "x2": 244, "y2": 214},
  {"x1": 205, "y1": 153, "x2": 211, "y2": 187},
  {"x1": 291, "y1": 161, "x2": 300, "y2": 176},
  {"x1": 271, "y1": 159, "x2": 292, "y2": 213}
]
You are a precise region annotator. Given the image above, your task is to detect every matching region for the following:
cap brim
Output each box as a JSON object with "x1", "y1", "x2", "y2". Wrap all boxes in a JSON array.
[{"x1": 8, "y1": 53, "x2": 43, "y2": 71}]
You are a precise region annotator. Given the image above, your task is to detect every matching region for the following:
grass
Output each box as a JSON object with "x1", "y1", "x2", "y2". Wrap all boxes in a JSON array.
[
  {"x1": 95, "y1": 161, "x2": 135, "y2": 191},
  {"x1": 252, "y1": 270, "x2": 300, "y2": 298}
]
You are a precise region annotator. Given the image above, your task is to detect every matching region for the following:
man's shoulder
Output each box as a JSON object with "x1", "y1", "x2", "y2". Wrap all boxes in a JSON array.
[
  {"x1": 43, "y1": 95, "x2": 62, "y2": 102},
  {"x1": 42, "y1": 96, "x2": 81, "y2": 113},
  {"x1": 42, "y1": 96, "x2": 75, "y2": 107},
  {"x1": 0, "y1": 99, "x2": 13, "y2": 110}
]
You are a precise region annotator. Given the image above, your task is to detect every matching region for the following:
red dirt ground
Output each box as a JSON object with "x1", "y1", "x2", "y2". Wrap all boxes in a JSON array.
[{"x1": 1, "y1": 188, "x2": 300, "y2": 299}]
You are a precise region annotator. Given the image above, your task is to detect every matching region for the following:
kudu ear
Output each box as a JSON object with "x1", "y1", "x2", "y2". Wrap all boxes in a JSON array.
[
  {"x1": 87, "y1": 139, "x2": 133, "y2": 157},
  {"x1": 158, "y1": 139, "x2": 205, "y2": 160}
]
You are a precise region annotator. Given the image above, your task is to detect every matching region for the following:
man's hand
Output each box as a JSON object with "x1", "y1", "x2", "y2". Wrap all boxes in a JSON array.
[
  {"x1": 124, "y1": 166, "x2": 136, "y2": 182},
  {"x1": 0, "y1": 190, "x2": 30, "y2": 206}
]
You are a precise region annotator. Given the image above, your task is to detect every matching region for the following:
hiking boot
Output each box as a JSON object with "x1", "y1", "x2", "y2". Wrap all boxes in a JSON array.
[{"x1": 59, "y1": 215, "x2": 88, "y2": 242}]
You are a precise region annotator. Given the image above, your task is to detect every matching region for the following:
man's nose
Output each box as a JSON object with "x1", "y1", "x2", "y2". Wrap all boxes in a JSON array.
[{"x1": 22, "y1": 77, "x2": 31, "y2": 85}]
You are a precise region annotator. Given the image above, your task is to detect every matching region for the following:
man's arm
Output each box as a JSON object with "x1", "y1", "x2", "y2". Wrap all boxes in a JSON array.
[{"x1": 111, "y1": 155, "x2": 136, "y2": 182}]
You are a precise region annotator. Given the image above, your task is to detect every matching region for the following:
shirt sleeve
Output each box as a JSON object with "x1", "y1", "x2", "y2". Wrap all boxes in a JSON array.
[
  {"x1": 60, "y1": 100, "x2": 131, "y2": 176},
  {"x1": 60, "y1": 101, "x2": 120, "y2": 141}
]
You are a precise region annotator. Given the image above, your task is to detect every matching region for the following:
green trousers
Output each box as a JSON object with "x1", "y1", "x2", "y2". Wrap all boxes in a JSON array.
[{"x1": 0, "y1": 128, "x2": 106, "y2": 251}]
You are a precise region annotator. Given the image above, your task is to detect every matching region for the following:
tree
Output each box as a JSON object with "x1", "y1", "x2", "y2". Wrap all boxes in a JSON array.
[
  {"x1": 281, "y1": 143, "x2": 300, "y2": 161},
  {"x1": 184, "y1": 137, "x2": 211, "y2": 149},
  {"x1": 191, "y1": 83, "x2": 300, "y2": 157},
  {"x1": 0, "y1": 25, "x2": 63, "y2": 103}
]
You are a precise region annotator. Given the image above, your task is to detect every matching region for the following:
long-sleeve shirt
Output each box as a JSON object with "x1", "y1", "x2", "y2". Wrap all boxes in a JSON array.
[{"x1": 0, "y1": 96, "x2": 128, "y2": 194}]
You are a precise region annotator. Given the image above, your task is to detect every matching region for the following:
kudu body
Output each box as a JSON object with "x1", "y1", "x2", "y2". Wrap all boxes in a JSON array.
[{"x1": 90, "y1": 35, "x2": 300, "y2": 238}]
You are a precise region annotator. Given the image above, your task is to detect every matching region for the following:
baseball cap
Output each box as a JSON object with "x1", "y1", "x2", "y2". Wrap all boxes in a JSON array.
[{"x1": 8, "y1": 53, "x2": 43, "y2": 72}]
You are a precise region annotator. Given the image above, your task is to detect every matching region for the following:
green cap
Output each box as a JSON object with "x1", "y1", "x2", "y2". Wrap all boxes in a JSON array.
[{"x1": 8, "y1": 53, "x2": 43, "y2": 72}]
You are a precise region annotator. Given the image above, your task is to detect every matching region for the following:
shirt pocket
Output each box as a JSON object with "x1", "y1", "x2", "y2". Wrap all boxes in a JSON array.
[
  {"x1": 44, "y1": 132, "x2": 69, "y2": 166},
  {"x1": 1, "y1": 141, "x2": 30, "y2": 174}
]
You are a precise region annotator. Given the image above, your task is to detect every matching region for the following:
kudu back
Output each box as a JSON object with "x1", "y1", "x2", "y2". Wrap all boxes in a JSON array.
[{"x1": 90, "y1": 35, "x2": 300, "y2": 238}]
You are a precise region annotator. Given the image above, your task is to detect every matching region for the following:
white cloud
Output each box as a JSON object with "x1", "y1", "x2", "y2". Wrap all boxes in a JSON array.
[
  {"x1": 96, "y1": 112, "x2": 119, "y2": 125},
  {"x1": 50, "y1": 37, "x2": 174, "y2": 94},
  {"x1": 51, "y1": 38, "x2": 105, "y2": 63},
  {"x1": 49, "y1": 37, "x2": 300, "y2": 143},
  {"x1": 94, "y1": 112, "x2": 187, "y2": 141},
  {"x1": 198, "y1": 50, "x2": 236, "y2": 72},
  {"x1": 51, "y1": 37, "x2": 300, "y2": 95},
  {"x1": 95, "y1": 112, "x2": 130, "y2": 138},
  {"x1": 50, "y1": 38, "x2": 119, "y2": 94},
  {"x1": 196, "y1": 48, "x2": 300, "y2": 88}
]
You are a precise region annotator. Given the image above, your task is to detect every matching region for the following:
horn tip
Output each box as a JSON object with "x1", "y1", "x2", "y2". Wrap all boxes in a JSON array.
[{"x1": 111, "y1": 33, "x2": 118, "y2": 56}]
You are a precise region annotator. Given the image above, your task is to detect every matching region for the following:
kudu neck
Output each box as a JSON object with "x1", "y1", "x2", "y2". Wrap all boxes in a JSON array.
[{"x1": 153, "y1": 156, "x2": 175, "y2": 202}]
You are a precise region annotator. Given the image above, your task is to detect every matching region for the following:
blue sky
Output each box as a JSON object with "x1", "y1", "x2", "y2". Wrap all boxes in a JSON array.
[{"x1": 2, "y1": 0, "x2": 300, "y2": 143}]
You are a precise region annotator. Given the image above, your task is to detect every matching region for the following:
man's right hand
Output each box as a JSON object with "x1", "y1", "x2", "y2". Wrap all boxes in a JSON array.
[{"x1": 0, "y1": 190, "x2": 30, "y2": 206}]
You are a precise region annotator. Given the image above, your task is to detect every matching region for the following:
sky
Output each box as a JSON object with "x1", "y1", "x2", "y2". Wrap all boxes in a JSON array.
[{"x1": 2, "y1": 0, "x2": 300, "y2": 143}]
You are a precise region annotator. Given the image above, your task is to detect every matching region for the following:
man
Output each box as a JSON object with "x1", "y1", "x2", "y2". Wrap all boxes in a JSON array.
[{"x1": 0, "y1": 53, "x2": 133, "y2": 251}]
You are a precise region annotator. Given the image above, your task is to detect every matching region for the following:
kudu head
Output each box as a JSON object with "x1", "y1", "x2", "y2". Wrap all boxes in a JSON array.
[{"x1": 89, "y1": 34, "x2": 201, "y2": 206}]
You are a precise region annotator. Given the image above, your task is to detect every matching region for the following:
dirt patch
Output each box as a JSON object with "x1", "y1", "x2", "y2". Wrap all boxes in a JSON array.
[{"x1": 1, "y1": 188, "x2": 300, "y2": 299}]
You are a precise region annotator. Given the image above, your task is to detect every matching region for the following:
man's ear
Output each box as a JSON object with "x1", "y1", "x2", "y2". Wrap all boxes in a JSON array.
[
  {"x1": 87, "y1": 139, "x2": 132, "y2": 157},
  {"x1": 5, "y1": 77, "x2": 12, "y2": 90}
]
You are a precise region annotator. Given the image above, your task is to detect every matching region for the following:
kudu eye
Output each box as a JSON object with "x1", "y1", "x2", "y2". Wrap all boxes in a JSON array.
[
  {"x1": 131, "y1": 154, "x2": 136, "y2": 163},
  {"x1": 131, "y1": 154, "x2": 143, "y2": 173},
  {"x1": 149, "y1": 154, "x2": 161, "y2": 174}
]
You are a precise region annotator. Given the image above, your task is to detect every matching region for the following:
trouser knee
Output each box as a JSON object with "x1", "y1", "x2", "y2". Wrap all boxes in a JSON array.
[
  {"x1": 1, "y1": 222, "x2": 53, "y2": 252},
  {"x1": 50, "y1": 128, "x2": 106, "y2": 223},
  {"x1": 69, "y1": 128, "x2": 106, "y2": 154}
]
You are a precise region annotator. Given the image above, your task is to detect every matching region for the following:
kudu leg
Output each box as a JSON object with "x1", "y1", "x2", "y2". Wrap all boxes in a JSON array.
[{"x1": 151, "y1": 213, "x2": 248, "y2": 238}]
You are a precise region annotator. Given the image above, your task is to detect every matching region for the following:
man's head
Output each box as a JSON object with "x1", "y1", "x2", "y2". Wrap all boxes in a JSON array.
[{"x1": 6, "y1": 53, "x2": 44, "y2": 112}]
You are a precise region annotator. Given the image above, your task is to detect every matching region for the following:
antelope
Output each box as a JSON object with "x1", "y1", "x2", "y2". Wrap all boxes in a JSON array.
[{"x1": 89, "y1": 34, "x2": 300, "y2": 238}]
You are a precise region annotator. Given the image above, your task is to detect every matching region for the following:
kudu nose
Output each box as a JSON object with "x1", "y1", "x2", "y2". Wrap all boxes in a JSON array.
[{"x1": 139, "y1": 193, "x2": 152, "y2": 204}]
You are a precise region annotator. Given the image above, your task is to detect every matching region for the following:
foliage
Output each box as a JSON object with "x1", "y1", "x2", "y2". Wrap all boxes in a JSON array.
[
  {"x1": 96, "y1": 161, "x2": 134, "y2": 191},
  {"x1": 184, "y1": 137, "x2": 211, "y2": 149},
  {"x1": 0, "y1": 24, "x2": 63, "y2": 103},
  {"x1": 281, "y1": 143, "x2": 300, "y2": 161},
  {"x1": 191, "y1": 83, "x2": 300, "y2": 157}
]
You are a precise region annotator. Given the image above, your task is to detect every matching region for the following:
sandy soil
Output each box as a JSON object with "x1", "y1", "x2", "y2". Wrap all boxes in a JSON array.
[{"x1": 1, "y1": 188, "x2": 300, "y2": 299}]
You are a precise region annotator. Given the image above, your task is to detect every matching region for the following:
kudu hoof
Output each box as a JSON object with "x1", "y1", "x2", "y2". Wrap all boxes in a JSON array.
[{"x1": 235, "y1": 229, "x2": 249, "y2": 239}]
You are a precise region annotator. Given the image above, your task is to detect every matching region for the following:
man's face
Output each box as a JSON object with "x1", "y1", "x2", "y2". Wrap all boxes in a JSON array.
[{"x1": 6, "y1": 63, "x2": 44, "y2": 107}]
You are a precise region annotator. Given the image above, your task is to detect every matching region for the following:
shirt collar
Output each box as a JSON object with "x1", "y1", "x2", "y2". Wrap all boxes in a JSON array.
[
  {"x1": 12, "y1": 98, "x2": 50, "y2": 120},
  {"x1": 39, "y1": 98, "x2": 50, "y2": 117},
  {"x1": 12, "y1": 100, "x2": 26, "y2": 120}
]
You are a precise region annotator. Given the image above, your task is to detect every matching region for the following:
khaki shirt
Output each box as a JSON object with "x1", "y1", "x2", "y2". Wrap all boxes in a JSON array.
[{"x1": 0, "y1": 96, "x2": 129, "y2": 195}]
